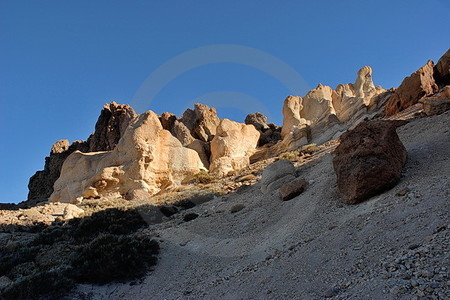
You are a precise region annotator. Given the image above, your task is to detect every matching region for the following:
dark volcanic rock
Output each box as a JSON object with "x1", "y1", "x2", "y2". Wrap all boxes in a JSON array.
[
  {"x1": 183, "y1": 213, "x2": 199, "y2": 222},
  {"x1": 88, "y1": 101, "x2": 137, "y2": 152},
  {"x1": 332, "y1": 120, "x2": 407, "y2": 204},
  {"x1": 279, "y1": 177, "x2": 308, "y2": 201},
  {"x1": 27, "y1": 140, "x2": 89, "y2": 207},
  {"x1": 159, "y1": 205, "x2": 179, "y2": 217}
]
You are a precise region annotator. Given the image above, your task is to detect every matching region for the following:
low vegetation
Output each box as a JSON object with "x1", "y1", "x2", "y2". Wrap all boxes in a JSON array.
[{"x1": 0, "y1": 207, "x2": 159, "y2": 300}]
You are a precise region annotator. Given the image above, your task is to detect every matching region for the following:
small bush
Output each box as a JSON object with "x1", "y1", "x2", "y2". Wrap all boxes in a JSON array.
[
  {"x1": 278, "y1": 150, "x2": 300, "y2": 161},
  {"x1": 68, "y1": 208, "x2": 148, "y2": 242},
  {"x1": 192, "y1": 170, "x2": 216, "y2": 184},
  {"x1": 301, "y1": 143, "x2": 319, "y2": 154},
  {"x1": 1, "y1": 270, "x2": 74, "y2": 300},
  {"x1": 69, "y1": 233, "x2": 159, "y2": 284}
]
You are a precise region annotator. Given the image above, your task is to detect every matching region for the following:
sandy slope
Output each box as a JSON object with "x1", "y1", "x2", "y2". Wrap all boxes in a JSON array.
[{"x1": 74, "y1": 112, "x2": 450, "y2": 300}]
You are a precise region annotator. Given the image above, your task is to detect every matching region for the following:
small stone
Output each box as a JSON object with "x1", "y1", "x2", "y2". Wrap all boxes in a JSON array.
[
  {"x1": 323, "y1": 288, "x2": 340, "y2": 298},
  {"x1": 183, "y1": 213, "x2": 199, "y2": 222},
  {"x1": 160, "y1": 205, "x2": 179, "y2": 217},
  {"x1": 279, "y1": 177, "x2": 308, "y2": 201},
  {"x1": 230, "y1": 204, "x2": 245, "y2": 213},
  {"x1": 396, "y1": 188, "x2": 410, "y2": 196}
]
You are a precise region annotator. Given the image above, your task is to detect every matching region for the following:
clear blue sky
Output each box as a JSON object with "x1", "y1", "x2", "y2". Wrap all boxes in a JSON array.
[{"x1": 1, "y1": 0, "x2": 449, "y2": 203}]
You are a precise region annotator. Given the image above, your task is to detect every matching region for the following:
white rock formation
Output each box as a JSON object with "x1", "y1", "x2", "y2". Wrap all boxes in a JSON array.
[
  {"x1": 49, "y1": 111, "x2": 205, "y2": 203},
  {"x1": 209, "y1": 119, "x2": 260, "y2": 175}
]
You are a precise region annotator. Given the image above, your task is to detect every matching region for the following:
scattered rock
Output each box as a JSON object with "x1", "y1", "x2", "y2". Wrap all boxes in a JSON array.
[
  {"x1": 230, "y1": 203, "x2": 245, "y2": 213},
  {"x1": 260, "y1": 159, "x2": 295, "y2": 193},
  {"x1": 63, "y1": 204, "x2": 84, "y2": 220},
  {"x1": 174, "y1": 200, "x2": 196, "y2": 210},
  {"x1": 279, "y1": 177, "x2": 308, "y2": 201},
  {"x1": 159, "y1": 205, "x2": 179, "y2": 217},
  {"x1": 237, "y1": 174, "x2": 256, "y2": 182},
  {"x1": 333, "y1": 120, "x2": 407, "y2": 204},
  {"x1": 419, "y1": 86, "x2": 450, "y2": 116},
  {"x1": 0, "y1": 276, "x2": 12, "y2": 290},
  {"x1": 183, "y1": 213, "x2": 199, "y2": 222},
  {"x1": 396, "y1": 188, "x2": 410, "y2": 197}
]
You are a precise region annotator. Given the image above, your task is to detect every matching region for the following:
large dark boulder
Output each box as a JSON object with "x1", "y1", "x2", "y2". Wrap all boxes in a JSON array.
[{"x1": 332, "y1": 120, "x2": 407, "y2": 204}]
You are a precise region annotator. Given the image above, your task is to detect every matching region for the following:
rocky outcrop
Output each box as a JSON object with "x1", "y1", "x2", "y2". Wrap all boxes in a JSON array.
[
  {"x1": 419, "y1": 86, "x2": 450, "y2": 115},
  {"x1": 281, "y1": 96, "x2": 307, "y2": 138},
  {"x1": 301, "y1": 84, "x2": 336, "y2": 125},
  {"x1": 209, "y1": 119, "x2": 260, "y2": 175},
  {"x1": 245, "y1": 112, "x2": 281, "y2": 146},
  {"x1": 280, "y1": 66, "x2": 385, "y2": 152},
  {"x1": 385, "y1": 61, "x2": 439, "y2": 115},
  {"x1": 27, "y1": 140, "x2": 89, "y2": 207},
  {"x1": 49, "y1": 111, "x2": 204, "y2": 203},
  {"x1": 332, "y1": 120, "x2": 407, "y2": 204},
  {"x1": 172, "y1": 120, "x2": 195, "y2": 146},
  {"x1": 245, "y1": 112, "x2": 269, "y2": 131},
  {"x1": 88, "y1": 102, "x2": 137, "y2": 152},
  {"x1": 433, "y1": 49, "x2": 450, "y2": 88},
  {"x1": 192, "y1": 103, "x2": 220, "y2": 142},
  {"x1": 159, "y1": 112, "x2": 177, "y2": 131}
]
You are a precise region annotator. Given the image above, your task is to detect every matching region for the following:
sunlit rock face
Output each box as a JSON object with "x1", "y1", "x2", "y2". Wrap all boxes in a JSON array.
[{"x1": 49, "y1": 111, "x2": 204, "y2": 203}]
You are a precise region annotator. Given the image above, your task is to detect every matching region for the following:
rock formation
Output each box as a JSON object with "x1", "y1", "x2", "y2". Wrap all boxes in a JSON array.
[
  {"x1": 88, "y1": 102, "x2": 137, "y2": 152},
  {"x1": 245, "y1": 112, "x2": 281, "y2": 146},
  {"x1": 301, "y1": 84, "x2": 336, "y2": 125},
  {"x1": 419, "y1": 85, "x2": 450, "y2": 116},
  {"x1": 209, "y1": 119, "x2": 260, "y2": 175},
  {"x1": 159, "y1": 112, "x2": 177, "y2": 131},
  {"x1": 192, "y1": 103, "x2": 220, "y2": 142},
  {"x1": 27, "y1": 140, "x2": 89, "y2": 206},
  {"x1": 332, "y1": 120, "x2": 407, "y2": 204},
  {"x1": 49, "y1": 111, "x2": 204, "y2": 203},
  {"x1": 433, "y1": 49, "x2": 450, "y2": 88},
  {"x1": 281, "y1": 96, "x2": 307, "y2": 138},
  {"x1": 245, "y1": 112, "x2": 269, "y2": 132},
  {"x1": 385, "y1": 60, "x2": 439, "y2": 115}
]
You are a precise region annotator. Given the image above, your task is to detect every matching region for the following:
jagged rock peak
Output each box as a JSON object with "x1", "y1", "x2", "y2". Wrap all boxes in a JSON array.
[{"x1": 88, "y1": 101, "x2": 137, "y2": 152}]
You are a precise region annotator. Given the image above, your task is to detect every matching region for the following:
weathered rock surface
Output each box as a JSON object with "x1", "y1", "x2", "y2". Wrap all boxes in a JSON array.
[
  {"x1": 209, "y1": 119, "x2": 260, "y2": 175},
  {"x1": 27, "y1": 140, "x2": 89, "y2": 207},
  {"x1": 419, "y1": 86, "x2": 450, "y2": 115},
  {"x1": 281, "y1": 96, "x2": 307, "y2": 138},
  {"x1": 192, "y1": 103, "x2": 220, "y2": 142},
  {"x1": 433, "y1": 49, "x2": 450, "y2": 87},
  {"x1": 245, "y1": 112, "x2": 281, "y2": 146},
  {"x1": 301, "y1": 84, "x2": 336, "y2": 125},
  {"x1": 49, "y1": 111, "x2": 204, "y2": 203},
  {"x1": 172, "y1": 120, "x2": 195, "y2": 146},
  {"x1": 159, "y1": 112, "x2": 177, "y2": 131},
  {"x1": 279, "y1": 177, "x2": 308, "y2": 201},
  {"x1": 385, "y1": 61, "x2": 439, "y2": 115},
  {"x1": 332, "y1": 120, "x2": 407, "y2": 204},
  {"x1": 88, "y1": 101, "x2": 137, "y2": 152},
  {"x1": 245, "y1": 112, "x2": 269, "y2": 132}
]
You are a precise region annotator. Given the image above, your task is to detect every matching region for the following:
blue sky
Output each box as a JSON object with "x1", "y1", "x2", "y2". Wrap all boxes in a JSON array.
[{"x1": 1, "y1": 0, "x2": 449, "y2": 203}]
